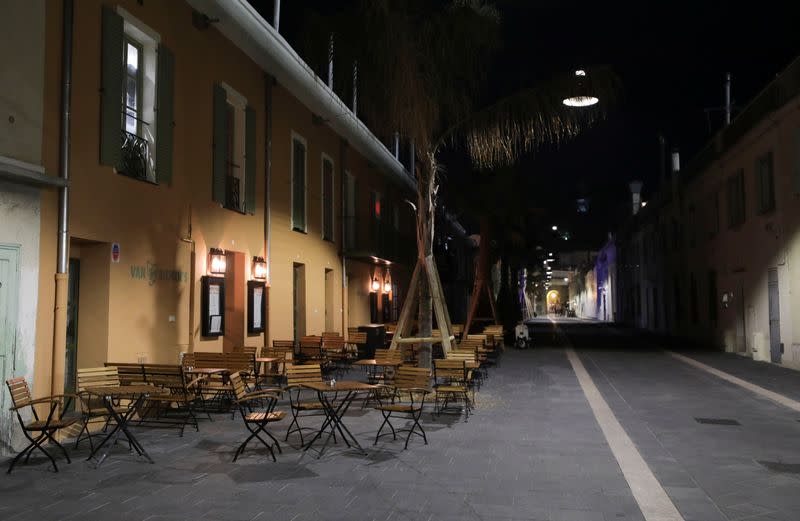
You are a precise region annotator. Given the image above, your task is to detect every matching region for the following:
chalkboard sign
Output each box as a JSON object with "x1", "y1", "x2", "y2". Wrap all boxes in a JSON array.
[{"x1": 201, "y1": 276, "x2": 225, "y2": 337}]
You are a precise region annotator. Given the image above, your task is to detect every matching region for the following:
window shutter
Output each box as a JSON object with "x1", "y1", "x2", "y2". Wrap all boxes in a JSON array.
[
  {"x1": 292, "y1": 140, "x2": 306, "y2": 230},
  {"x1": 244, "y1": 105, "x2": 256, "y2": 214},
  {"x1": 100, "y1": 6, "x2": 124, "y2": 168},
  {"x1": 212, "y1": 84, "x2": 228, "y2": 205},
  {"x1": 155, "y1": 44, "x2": 174, "y2": 185}
]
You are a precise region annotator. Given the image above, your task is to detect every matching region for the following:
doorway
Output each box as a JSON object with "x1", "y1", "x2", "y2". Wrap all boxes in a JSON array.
[
  {"x1": 293, "y1": 263, "x2": 306, "y2": 340},
  {"x1": 224, "y1": 251, "x2": 245, "y2": 353},
  {"x1": 0, "y1": 244, "x2": 20, "y2": 447},
  {"x1": 65, "y1": 258, "x2": 80, "y2": 396},
  {"x1": 768, "y1": 268, "x2": 781, "y2": 363},
  {"x1": 324, "y1": 268, "x2": 334, "y2": 332}
]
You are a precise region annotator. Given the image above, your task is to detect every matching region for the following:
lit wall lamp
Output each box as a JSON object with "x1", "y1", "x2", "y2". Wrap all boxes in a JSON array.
[
  {"x1": 371, "y1": 277, "x2": 381, "y2": 293},
  {"x1": 208, "y1": 248, "x2": 226, "y2": 276},
  {"x1": 383, "y1": 277, "x2": 392, "y2": 294},
  {"x1": 252, "y1": 256, "x2": 267, "y2": 280}
]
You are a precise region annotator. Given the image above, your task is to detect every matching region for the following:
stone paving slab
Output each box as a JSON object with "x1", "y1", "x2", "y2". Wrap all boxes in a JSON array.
[
  {"x1": 0, "y1": 348, "x2": 643, "y2": 521},
  {"x1": 566, "y1": 326, "x2": 800, "y2": 521}
]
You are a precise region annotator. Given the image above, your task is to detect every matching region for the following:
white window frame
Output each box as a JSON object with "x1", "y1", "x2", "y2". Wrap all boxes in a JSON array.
[
  {"x1": 220, "y1": 82, "x2": 247, "y2": 213},
  {"x1": 321, "y1": 152, "x2": 335, "y2": 242},
  {"x1": 118, "y1": 7, "x2": 159, "y2": 182},
  {"x1": 291, "y1": 131, "x2": 308, "y2": 232}
]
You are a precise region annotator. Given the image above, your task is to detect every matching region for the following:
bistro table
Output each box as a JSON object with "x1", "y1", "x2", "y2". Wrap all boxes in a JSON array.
[
  {"x1": 300, "y1": 381, "x2": 376, "y2": 458},
  {"x1": 84, "y1": 385, "x2": 155, "y2": 467},
  {"x1": 253, "y1": 357, "x2": 280, "y2": 385},
  {"x1": 352, "y1": 359, "x2": 402, "y2": 381}
]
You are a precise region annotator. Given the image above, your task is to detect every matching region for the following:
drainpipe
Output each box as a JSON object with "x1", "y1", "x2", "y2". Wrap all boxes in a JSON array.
[
  {"x1": 180, "y1": 208, "x2": 195, "y2": 353},
  {"x1": 264, "y1": 74, "x2": 274, "y2": 347},
  {"x1": 52, "y1": 0, "x2": 73, "y2": 395},
  {"x1": 327, "y1": 34, "x2": 334, "y2": 90},
  {"x1": 351, "y1": 61, "x2": 358, "y2": 117},
  {"x1": 724, "y1": 72, "x2": 732, "y2": 126},
  {"x1": 340, "y1": 138, "x2": 348, "y2": 335}
]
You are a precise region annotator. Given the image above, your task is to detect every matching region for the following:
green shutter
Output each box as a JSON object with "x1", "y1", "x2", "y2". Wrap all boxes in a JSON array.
[
  {"x1": 100, "y1": 6, "x2": 124, "y2": 168},
  {"x1": 212, "y1": 84, "x2": 228, "y2": 205},
  {"x1": 244, "y1": 105, "x2": 256, "y2": 214},
  {"x1": 155, "y1": 44, "x2": 174, "y2": 185},
  {"x1": 292, "y1": 140, "x2": 306, "y2": 230}
]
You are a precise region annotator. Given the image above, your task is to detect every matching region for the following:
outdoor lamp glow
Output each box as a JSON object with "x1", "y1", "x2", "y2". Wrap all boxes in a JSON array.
[
  {"x1": 551, "y1": 225, "x2": 558, "y2": 231},
  {"x1": 208, "y1": 248, "x2": 226, "y2": 276},
  {"x1": 563, "y1": 277, "x2": 569, "y2": 282},
  {"x1": 252, "y1": 256, "x2": 267, "y2": 280},
  {"x1": 383, "y1": 280, "x2": 392, "y2": 294},
  {"x1": 371, "y1": 277, "x2": 381, "y2": 292},
  {"x1": 563, "y1": 69, "x2": 599, "y2": 107}
]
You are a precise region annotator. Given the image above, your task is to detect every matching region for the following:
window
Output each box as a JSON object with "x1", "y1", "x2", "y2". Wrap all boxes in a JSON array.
[
  {"x1": 708, "y1": 270, "x2": 718, "y2": 323},
  {"x1": 322, "y1": 156, "x2": 334, "y2": 241},
  {"x1": 755, "y1": 151, "x2": 775, "y2": 214},
  {"x1": 707, "y1": 191, "x2": 719, "y2": 238},
  {"x1": 794, "y1": 128, "x2": 800, "y2": 194},
  {"x1": 727, "y1": 169, "x2": 746, "y2": 228},
  {"x1": 212, "y1": 83, "x2": 254, "y2": 214},
  {"x1": 100, "y1": 7, "x2": 174, "y2": 184},
  {"x1": 291, "y1": 135, "x2": 307, "y2": 232},
  {"x1": 344, "y1": 172, "x2": 357, "y2": 250},
  {"x1": 123, "y1": 38, "x2": 143, "y2": 136}
]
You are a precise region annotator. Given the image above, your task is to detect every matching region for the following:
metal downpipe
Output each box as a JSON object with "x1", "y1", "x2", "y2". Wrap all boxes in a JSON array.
[{"x1": 52, "y1": 0, "x2": 73, "y2": 396}]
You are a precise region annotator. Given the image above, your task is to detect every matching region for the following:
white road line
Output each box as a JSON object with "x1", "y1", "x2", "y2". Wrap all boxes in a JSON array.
[
  {"x1": 566, "y1": 348, "x2": 684, "y2": 521},
  {"x1": 668, "y1": 351, "x2": 800, "y2": 413}
]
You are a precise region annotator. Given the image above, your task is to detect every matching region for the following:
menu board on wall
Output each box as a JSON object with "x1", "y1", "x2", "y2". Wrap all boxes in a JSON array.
[
  {"x1": 201, "y1": 276, "x2": 225, "y2": 337},
  {"x1": 248, "y1": 281, "x2": 267, "y2": 334}
]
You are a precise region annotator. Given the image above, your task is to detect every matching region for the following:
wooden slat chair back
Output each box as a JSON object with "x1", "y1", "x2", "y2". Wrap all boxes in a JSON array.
[
  {"x1": 393, "y1": 366, "x2": 430, "y2": 390},
  {"x1": 322, "y1": 337, "x2": 347, "y2": 362},
  {"x1": 347, "y1": 332, "x2": 367, "y2": 344},
  {"x1": 283, "y1": 364, "x2": 325, "y2": 444},
  {"x1": 321, "y1": 331, "x2": 342, "y2": 341},
  {"x1": 109, "y1": 362, "x2": 146, "y2": 385},
  {"x1": 374, "y1": 348, "x2": 403, "y2": 365},
  {"x1": 347, "y1": 327, "x2": 360, "y2": 337},
  {"x1": 5, "y1": 377, "x2": 78, "y2": 473},
  {"x1": 235, "y1": 346, "x2": 259, "y2": 359},
  {"x1": 432, "y1": 359, "x2": 473, "y2": 418},
  {"x1": 74, "y1": 366, "x2": 123, "y2": 450},
  {"x1": 272, "y1": 339, "x2": 296, "y2": 351},
  {"x1": 451, "y1": 324, "x2": 464, "y2": 337},
  {"x1": 137, "y1": 364, "x2": 202, "y2": 436},
  {"x1": 446, "y1": 350, "x2": 477, "y2": 362},
  {"x1": 181, "y1": 353, "x2": 196, "y2": 370},
  {"x1": 193, "y1": 352, "x2": 254, "y2": 375},
  {"x1": 297, "y1": 336, "x2": 323, "y2": 363},
  {"x1": 285, "y1": 364, "x2": 323, "y2": 386}
]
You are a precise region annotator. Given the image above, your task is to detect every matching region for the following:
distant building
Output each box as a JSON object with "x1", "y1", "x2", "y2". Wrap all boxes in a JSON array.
[{"x1": 614, "y1": 55, "x2": 800, "y2": 368}]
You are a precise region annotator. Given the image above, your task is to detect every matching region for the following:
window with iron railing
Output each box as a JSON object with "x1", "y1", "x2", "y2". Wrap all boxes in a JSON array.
[{"x1": 118, "y1": 37, "x2": 155, "y2": 183}]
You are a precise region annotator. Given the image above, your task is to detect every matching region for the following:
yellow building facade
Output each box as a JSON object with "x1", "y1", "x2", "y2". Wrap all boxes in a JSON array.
[{"x1": 0, "y1": 0, "x2": 416, "y2": 430}]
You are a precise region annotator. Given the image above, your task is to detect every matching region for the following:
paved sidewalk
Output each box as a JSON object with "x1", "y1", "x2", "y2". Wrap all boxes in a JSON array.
[{"x1": 0, "y1": 350, "x2": 642, "y2": 521}]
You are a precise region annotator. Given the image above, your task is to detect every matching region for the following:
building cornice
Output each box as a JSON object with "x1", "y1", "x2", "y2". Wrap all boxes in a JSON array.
[{"x1": 185, "y1": 0, "x2": 416, "y2": 193}]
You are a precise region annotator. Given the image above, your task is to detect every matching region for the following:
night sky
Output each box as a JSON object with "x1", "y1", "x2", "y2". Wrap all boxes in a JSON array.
[{"x1": 252, "y1": 1, "x2": 800, "y2": 250}]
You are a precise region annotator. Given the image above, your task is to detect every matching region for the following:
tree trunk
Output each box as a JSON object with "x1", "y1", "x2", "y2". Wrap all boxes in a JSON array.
[
  {"x1": 464, "y1": 215, "x2": 491, "y2": 335},
  {"x1": 415, "y1": 154, "x2": 436, "y2": 368}
]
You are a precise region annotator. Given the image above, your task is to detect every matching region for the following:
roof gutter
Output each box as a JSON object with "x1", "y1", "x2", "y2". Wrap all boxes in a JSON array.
[
  {"x1": 0, "y1": 156, "x2": 67, "y2": 188},
  {"x1": 186, "y1": 0, "x2": 416, "y2": 193}
]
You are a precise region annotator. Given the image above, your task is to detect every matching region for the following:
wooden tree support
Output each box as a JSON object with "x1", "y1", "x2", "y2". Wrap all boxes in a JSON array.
[
  {"x1": 463, "y1": 276, "x2": 498, "y2": 336},
  {"x1": 389, "y1": 255, "x2": 454, "y2": 356}
]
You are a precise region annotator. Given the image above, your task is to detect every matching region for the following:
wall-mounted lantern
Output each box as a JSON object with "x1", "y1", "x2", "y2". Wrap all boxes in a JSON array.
[
  {"x1": 208, "y1": 248, "x2": 227, "y2": 276},
  {"x1": 371, "y1": 277, "x2": 381, "y2": 293},
  {"x1": 252, "y1": 256, "x2": 267, "y2": 280}
]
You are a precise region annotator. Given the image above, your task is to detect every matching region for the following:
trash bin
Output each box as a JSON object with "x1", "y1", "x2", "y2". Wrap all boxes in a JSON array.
[{"x1": 357, "y1": 324, "x2": 386, "y2": 359}]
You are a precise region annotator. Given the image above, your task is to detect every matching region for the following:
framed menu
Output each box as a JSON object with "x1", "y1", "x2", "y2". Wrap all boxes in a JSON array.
[
  {"x1": 247, "y1": 281, "x2": 267, "y2": 334},
  {"x1": 201, "y1": 276, "x2": 225, "y2": 337}
]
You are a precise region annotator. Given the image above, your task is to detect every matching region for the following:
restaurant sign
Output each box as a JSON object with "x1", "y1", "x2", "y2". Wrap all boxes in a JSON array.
[{"x1": 130, "y1": 261, "x2": 188, "y2": 286}]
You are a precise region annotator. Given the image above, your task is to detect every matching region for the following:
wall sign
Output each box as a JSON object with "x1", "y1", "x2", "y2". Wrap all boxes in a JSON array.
[
  {"x1": 247, "y1": 281, "x2": 267, "y2": 334},
  {"x1": 111, "y1": 243, "x2": 121, "y2": 263},
  {"x1": 201, "y1": 276, "x2": 225, "y2": 337}
]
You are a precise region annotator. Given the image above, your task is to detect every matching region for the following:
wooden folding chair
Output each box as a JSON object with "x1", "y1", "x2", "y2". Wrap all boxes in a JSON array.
[
  {"x1": 5, "y1": 377, "x2": 79, "y2": 473},
  {"x1": 432, "y1": 359, "x2": 472, "y2": 419},
  {"x1": 283, "y1": 364, "x2": 327, "y2": 445},
  {"x1": 374, "y1": 366, "x2": 431, "y2": 449},
  {"x1": 75, "y1": 366, "x2": 127, "y2": 451},
  {"x1": 230, "y1": 372, "x2": 284, "y2": 462}
]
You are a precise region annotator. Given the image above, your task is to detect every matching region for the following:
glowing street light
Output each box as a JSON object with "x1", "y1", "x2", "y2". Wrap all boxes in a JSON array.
[
  {"x1": 551, "y1": 225, "x2": 558, "y2": 231},
  {"x1": 563, "y1": 69, "x2": 600, "y2": 107}
]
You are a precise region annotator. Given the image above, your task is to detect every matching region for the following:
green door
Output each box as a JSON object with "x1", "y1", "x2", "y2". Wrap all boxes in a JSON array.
[
  {"x1": 0, "y1": 244, "x2": 20, "y2": 449},
  {"x1": 64, "y1": 259, "x2": 80, "y2": 396}
]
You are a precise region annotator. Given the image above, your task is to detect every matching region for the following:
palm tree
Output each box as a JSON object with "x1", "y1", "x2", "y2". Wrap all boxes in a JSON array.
[{"x1": 299, "y1": 0, "x2": 618, "y2": 367}]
